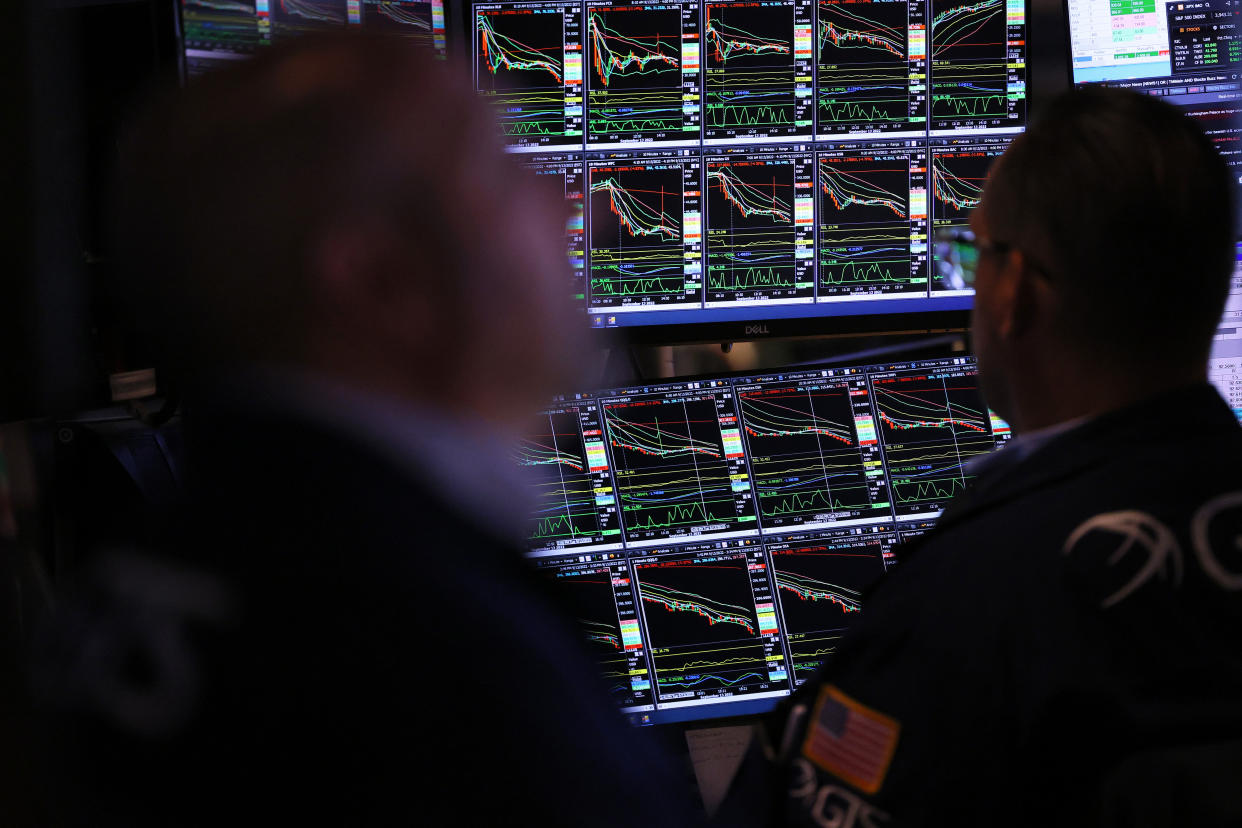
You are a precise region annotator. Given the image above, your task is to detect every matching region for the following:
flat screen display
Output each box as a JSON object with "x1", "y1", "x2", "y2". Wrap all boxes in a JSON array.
[
  {"x1": 470, "y1": 0, "x2": 1031, "y2": 340},
  {"x1": 518, "y1": 352, "x2": 1009, "y2": 724}
]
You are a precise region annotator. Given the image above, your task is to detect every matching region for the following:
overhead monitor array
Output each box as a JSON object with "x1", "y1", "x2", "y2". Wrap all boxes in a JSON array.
[
  {"x1": 518, "y1": 354, "x2": 1010, "y2": 724},
  {"x1": 472, "y1": 0, "x2": 1029, "y2": 333}
]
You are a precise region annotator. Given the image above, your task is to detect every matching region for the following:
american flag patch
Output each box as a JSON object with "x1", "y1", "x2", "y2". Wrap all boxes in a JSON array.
[{"x1": 802, "y1": 685, "x2": 901, "y2": 795}]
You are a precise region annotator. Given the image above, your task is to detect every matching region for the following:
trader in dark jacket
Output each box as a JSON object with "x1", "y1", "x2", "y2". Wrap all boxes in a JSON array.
[
  {"x1": 725, "y1": 87, "x2": 1242, "y2": 827},
  {"x1": 36, "y1": 35, "x2": 698, "y2": 826}
]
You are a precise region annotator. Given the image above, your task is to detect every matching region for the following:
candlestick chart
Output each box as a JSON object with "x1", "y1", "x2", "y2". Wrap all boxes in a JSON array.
[
  {"x1": 929, "y1": 0, "x2": 1009, "y2": 124},
  {"x1": 817, "y1": 152, "x2": 923, "y2": 296},
  {"x1": 870, "y1": 369, "x2": 997, "y2": 514},
  {"x1": 476, "y1": 6, "x2": 577, "y2": 143},
  {"x1": 768, "y1": 535, "x2": 887, "y2": 683},
  {"x1": 602, "y1": 391, "x2": 756, "y2": 543},
  {"x1": 705, "y1": 157, "x2": 812, "y2": 303},
  {"x1": 929, "y1": 146, "x2": 1004, "y2": 240},
  {"x1": 703, "y1": 1, "x2": 805, "y2": 139},
  {"x1": 270, "y1": 0, "x2": 346, "y2": 38},
  {"x1": 634, "y1": 548, "x2": 785, "y2": 701},
  {"x1": 181, "y1": 0, "x2": 263, "y2": 51},
  {"x1": 518, "y1": 408, "x2": 620, "y2": 549},
  {"x1": 589, "y1": 163, "x2": 695, "y2": 307},
  {"x1": 737, "y1": 381, "x2": 883, "y2": 530},
  {"x1": 586, "y1": 6, "x2": 690, "y2": 142},
  {"x1": 542, "y1": 561, "x2": 654, "y2": 707},
  {"x1": 816, "y1": 0, "x2": 915, "y2": 135}
]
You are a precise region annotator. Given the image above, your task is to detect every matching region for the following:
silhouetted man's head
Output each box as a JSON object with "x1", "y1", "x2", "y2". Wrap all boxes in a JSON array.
[
  {"x1": 970, "y1": 86, "x2": 1236, "y2": 428},
  {"x1": 115, "y1": 34, "x2": 581, "y2": 433}
]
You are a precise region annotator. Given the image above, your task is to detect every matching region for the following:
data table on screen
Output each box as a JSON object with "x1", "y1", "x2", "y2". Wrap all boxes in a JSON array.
[{"x1": 1067, "y1": 1, "x2": 1242, "y2": 236}]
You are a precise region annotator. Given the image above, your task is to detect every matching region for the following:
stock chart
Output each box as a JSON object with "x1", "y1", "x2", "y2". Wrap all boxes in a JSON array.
[
  {"x1": 704, "y1": 150, "x2": 815, "y2": 304},
  {"x1": 537, "y1": 557, "x2": 655, "y2": 708},
  {"x1": 180, "y1": 0, "x2": 267, "y2": 52},
  {"x1": 602, "y1": 383, "x2": 758, "y2": 545},
  {"x1": 767, "y1": 528, "x2": 889, "y2": 684},
  {"x1": 475, "y1": 2, "x2": 584, "y2": 147},
  {"x1": 929, "y1": 137, "x2": 1007, "y2": 291},
  {"x1": 269, "y1": 0, "x2": 348, "y2": 39},
  {"x1": 868, "y1": 361, "x2": 1008, "y2": 517},
  {"x1": 518, "y1": 402, "x2": 623, "y2": 553},
  {"x1": 363, "y1": 0, "x2": 434, "y2": 41},
  {"x1": 816, "y1": 0, "x2": 926, "y2": 137},
  {"x1": 588, "y1": 153, "x2": 702, "y2": 308},
  {"x1": 929, "y1": 0, "x2": 1026, "y2": 131},
  {"x1": 817, "y1": 141, "x2": 929, "y2": 297},
  {"x1": 633, "y1": 541, "x2": 789, "y2": 706},
  {"x1": 702, "y1": 0, "x2": 814, "y2": 141},
  {"x1": 585, "y1": 0, "x2": 701, "y2": 144},
  {"x1": 519, "y1": 357, "x2": 1013, "y2": 722},
  {"x1": 734, "y1": 371, "x2": 890, "y2": 531}
]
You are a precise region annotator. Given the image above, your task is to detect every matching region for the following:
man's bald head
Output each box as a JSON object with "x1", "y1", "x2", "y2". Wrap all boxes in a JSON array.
[
  {"x1": 115, "y1": 34, "x2": 581, "y2": 427},
  {"x1": 980, "y1": 86, "x2": 1235, "y2": 369},
  {"x1": 969, "y1": 86, "x2": 1238, "y2": 430}
]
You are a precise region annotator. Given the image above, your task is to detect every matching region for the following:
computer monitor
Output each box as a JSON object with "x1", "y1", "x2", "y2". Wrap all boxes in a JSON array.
[
  {"x1": 176, "y1": 0, "x2": 449, "y2": 78},
  {"x1": 517, "y1": 352, "x2": 1009, "y2": 724},
  {"x1": 1065, "y1": 0, "x2": 1242, "y2": 234},
  {"x1": 469, "y1": 0, "x2": 1031, "y2": 343},
  {"x1": 1209, "y1": 242, "x2": 1242, "y2": 417}
]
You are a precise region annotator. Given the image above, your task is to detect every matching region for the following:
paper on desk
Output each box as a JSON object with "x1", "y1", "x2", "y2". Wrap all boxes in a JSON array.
[{"x1": 685, "y1": 725, "x2": 754, "y2": 818}]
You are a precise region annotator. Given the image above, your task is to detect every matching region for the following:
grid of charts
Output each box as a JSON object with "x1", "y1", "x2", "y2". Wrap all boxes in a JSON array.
[
  {"x1": 474, "y1": 0, "x2": 1028, "y2": 318},
  {"x1": 518, "y1": 353, "x2": 1011, "y2": 722}
]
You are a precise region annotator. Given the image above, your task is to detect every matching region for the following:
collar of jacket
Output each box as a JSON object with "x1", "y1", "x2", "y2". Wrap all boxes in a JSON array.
[{"x1": 900, "y1": 382, "x2": 1235, "y2": 558}]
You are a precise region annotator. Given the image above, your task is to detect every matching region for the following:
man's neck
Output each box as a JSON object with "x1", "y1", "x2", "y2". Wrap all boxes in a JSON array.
[{"x1": 1008, "y1": 364, "x2": 1207, "y2": 434}]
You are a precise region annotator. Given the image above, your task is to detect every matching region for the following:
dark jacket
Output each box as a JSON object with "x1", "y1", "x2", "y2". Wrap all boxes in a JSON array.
[
  {"x1": 39, "y1": 400, "x2": 699, "y2": 826},
  {"x1": 728, "y1": 383, "x2": 1242, "y2": 828}
]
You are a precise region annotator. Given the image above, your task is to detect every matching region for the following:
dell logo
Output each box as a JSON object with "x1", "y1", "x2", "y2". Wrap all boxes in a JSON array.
[{"x1": 745, "y1": 324, "x2": 771, "y2": 336}]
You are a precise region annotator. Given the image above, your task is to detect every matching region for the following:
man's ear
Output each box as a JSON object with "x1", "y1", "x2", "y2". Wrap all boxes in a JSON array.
[{"x1": 998, "y1": 249, "x2": 1044, "y2": 341}]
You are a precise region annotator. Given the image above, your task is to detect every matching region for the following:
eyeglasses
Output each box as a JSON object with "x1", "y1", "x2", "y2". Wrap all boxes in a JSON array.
[{"x1": 932, "y1": 227, "x2": 1010, "y2": 291}]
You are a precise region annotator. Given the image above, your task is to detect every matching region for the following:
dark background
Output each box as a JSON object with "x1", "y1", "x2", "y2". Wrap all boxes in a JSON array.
[{"x1": 1, "y1": 0, "x2": 1071, "y2": 423}]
